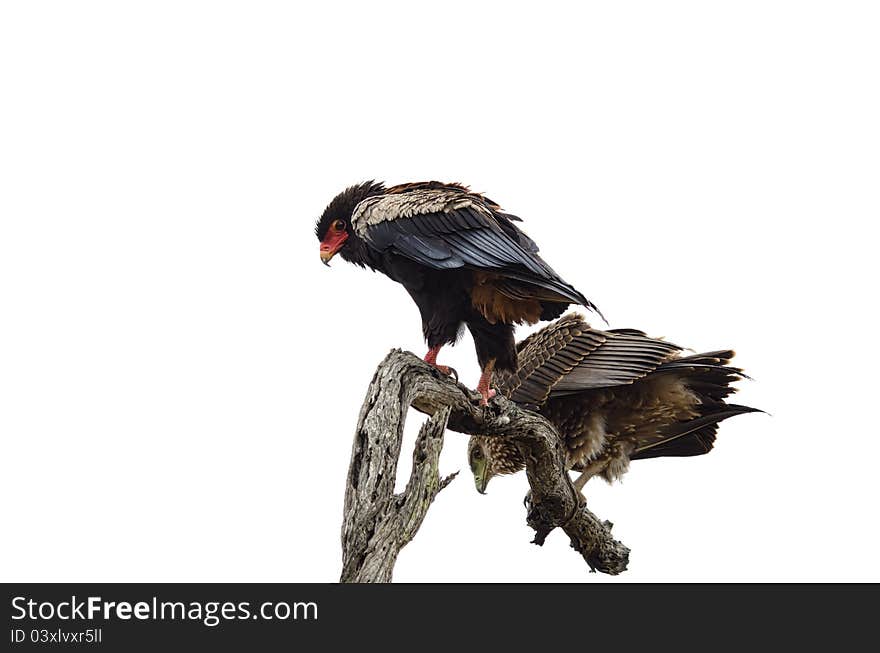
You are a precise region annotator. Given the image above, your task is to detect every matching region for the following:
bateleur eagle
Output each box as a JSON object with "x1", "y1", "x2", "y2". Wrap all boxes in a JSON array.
[
  {"x1": 315, "y1": 181, "x2": 599, "y2": 403},
  {"x1": 468, "y1": 313, "x2": 760, "y2": 493}
]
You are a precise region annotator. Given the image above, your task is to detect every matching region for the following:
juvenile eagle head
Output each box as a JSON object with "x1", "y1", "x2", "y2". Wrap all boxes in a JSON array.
[{"x1": 467, "y1": 435, "x2": 526, "y2": 494}]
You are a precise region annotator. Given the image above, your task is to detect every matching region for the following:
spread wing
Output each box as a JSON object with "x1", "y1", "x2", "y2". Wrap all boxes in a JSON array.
[
  {"x1": 495, "y1": 313, "x2": 761, "y2": 477},
  {"x1": 497, "y1": 313, "x2": 682, "y2": 405},
  {"x1": 351, "y1": 183, "x2": 594, "y2": 310}
]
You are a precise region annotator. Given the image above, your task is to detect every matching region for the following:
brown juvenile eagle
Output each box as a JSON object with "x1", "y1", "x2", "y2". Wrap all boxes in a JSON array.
[
  {"x1": 315, "y1": 181, "x2": 599, "y2": 404},
  {"x1": 468, "y1": 313, "x2": 759, "y2": 493}
]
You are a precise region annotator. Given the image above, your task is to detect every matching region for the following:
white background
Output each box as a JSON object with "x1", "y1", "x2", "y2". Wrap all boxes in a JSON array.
[{"x1": 1, "y1": 1, "x2": 878, "y2": 582}]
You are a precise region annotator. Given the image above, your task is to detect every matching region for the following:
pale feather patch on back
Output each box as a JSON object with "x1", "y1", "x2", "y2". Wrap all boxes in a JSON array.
[{"x1": 351, "y1": 190, "x2": 493, "y2": 238}]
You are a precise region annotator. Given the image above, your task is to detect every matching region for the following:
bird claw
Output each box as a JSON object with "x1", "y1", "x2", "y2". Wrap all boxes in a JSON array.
[
  {"x1": 430, "y1": 363, "x2": 458, "y2": 382},
  {"x1": 478, "y1": 387, "x2": 496, "y2": 406}
]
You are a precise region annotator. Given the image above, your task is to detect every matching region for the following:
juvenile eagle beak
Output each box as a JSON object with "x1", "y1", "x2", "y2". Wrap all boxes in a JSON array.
[{"x1": 472, "y1": 460, "x2": 490, "y2": 495}]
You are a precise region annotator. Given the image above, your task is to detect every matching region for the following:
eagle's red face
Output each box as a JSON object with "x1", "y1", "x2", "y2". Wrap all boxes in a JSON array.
[{"x1": 319, "y1": 219, "x2": 349, "y2": 265}]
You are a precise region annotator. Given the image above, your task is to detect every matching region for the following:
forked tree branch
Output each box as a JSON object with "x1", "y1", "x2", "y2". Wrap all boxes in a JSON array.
[{"x1": 340, "y1": 350, "x2": 630, "y2": 583}]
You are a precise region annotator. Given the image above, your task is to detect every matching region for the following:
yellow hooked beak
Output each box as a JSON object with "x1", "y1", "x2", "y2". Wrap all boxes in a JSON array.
[{"x1": 472, "y1": 458, "x2": 490, "y2": 494}]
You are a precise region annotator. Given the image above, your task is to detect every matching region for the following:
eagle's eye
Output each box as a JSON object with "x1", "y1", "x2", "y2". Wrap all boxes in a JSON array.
[{"x1": 333, "y1": 219, "x2": 346, "y2": 232}]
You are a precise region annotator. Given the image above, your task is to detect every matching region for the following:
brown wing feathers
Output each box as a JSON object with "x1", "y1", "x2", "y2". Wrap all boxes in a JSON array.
[
  {"x1": 495, "y1": 313, "x2": 593, "y2": 405},
  {"x1": 552, "y1": 330, "x2": 680, "y2": 393},
  {"x1": 494, "y1": 312, "x2": 758, "y2": 475},
  {"x1": 499, "y1": 313, "x2": 680, "y2": 405}
]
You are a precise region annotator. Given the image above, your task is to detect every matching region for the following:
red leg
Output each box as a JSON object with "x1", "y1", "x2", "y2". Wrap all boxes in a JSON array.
[
  {"x1": 424, "y1": 345, "x2": 454, "y2": 376},
  {"x1": 476, "y1": 360, "x2": 497, "y2": 406}
]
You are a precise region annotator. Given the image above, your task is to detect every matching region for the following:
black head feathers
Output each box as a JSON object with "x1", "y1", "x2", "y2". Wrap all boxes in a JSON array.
[{"x1": 314, "y1": 180, "x2": 385, "y2": 241}]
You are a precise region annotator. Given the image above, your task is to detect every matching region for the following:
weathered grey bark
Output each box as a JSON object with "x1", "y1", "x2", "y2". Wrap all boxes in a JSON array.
[{"x1": 340, "y1": 350, "x2": 630, "y2": 583}]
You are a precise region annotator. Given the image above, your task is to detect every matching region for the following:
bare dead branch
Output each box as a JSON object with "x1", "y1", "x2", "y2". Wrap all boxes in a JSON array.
[{"x1": 340, "y1": 349, "x2": 630, "y2": 582}]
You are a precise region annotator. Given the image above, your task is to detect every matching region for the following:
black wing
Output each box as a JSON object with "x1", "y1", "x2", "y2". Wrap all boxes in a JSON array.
[{"x1": 351, "y1": 184, "x2": 594, "y2": 310}]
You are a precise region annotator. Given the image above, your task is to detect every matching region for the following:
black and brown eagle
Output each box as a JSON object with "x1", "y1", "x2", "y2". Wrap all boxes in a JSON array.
[
  {"x1": 315, "y1": 181, "x2": 599, "y2": 403},
  {"x1": 468, "y1": 313, "x2": 760, "y2": 493}
]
